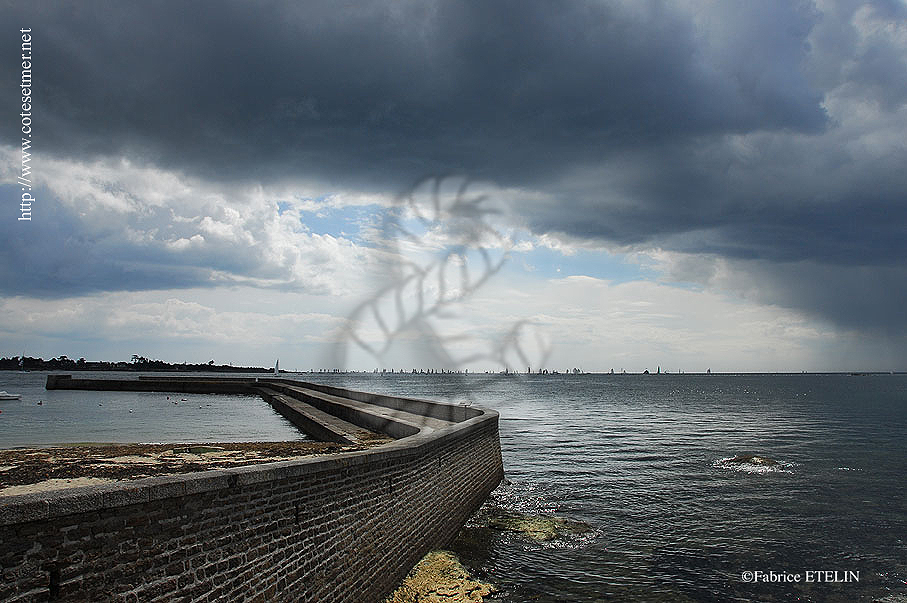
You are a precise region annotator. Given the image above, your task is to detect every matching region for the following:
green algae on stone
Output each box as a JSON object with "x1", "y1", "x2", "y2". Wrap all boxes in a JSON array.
[
  {"x1": 483, "y1": 510, "x2": 592, "y2": 542},
  {"x1": 384, "y1": 551, "x2": 494, "y2": 603}
]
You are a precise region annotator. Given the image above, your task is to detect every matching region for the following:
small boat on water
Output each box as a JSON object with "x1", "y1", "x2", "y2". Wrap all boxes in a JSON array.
[{"x1": 0, "y1": 391, "x2": 22, "y2": 400}]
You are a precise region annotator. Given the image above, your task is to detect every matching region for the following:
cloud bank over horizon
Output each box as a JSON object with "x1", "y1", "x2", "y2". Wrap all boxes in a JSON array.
[{"x1": 2, "y1": 0, "x2": 905, "y2": 369}]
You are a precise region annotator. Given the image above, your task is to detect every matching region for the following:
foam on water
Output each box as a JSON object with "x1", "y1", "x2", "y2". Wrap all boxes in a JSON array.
[{"x1": 713, "y1": 456, "x2": 796, "y2": 474}]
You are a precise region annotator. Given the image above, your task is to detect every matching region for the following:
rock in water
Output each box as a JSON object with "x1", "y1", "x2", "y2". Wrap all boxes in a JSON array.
[{"x1": 480, "y1": 509, "x2": 592, "y2": 542}]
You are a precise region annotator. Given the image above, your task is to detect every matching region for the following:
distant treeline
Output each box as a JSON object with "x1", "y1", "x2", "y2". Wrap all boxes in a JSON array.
[{"x1": 1, "y1": 355, "x2": 272, "y2": 373}]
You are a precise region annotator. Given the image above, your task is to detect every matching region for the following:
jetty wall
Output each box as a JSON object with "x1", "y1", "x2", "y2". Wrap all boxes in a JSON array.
[{"x1": 0, "y1": 380, "x2": 503, "y2": 602}]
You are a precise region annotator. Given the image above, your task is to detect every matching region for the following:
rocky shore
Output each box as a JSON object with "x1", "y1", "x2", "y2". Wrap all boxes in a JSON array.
[{"x1": 0, "y1": 439, "x2": 391, "y2": 496}]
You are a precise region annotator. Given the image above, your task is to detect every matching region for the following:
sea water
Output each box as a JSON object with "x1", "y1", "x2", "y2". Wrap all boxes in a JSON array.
[
  {"x1": 0, "y1": 371, "x2": 305, "y2": 447},
  {"x1": 309, "y1": 372, "x2": 907, "y2": 602},
  {"x1": 2, "y1": 370, "x2": 905, "y2": 601}
]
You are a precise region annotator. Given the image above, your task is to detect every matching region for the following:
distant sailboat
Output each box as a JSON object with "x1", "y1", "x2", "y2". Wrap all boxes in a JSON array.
[{"x1": 274, "y1": 359, "x2": 279, "y2": 376}]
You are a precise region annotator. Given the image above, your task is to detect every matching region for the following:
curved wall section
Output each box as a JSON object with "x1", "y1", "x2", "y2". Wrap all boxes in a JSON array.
[{"x1": 0, "y1": 389, "x2": 503, "y2": 602}]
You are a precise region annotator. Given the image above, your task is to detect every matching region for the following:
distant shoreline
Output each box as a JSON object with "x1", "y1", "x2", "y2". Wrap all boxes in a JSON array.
[
  {"x1": 1, "y1": 356, "x2": 272, "y2": 373},
  {"x1": 1, "y1": 357, "x2": 904, "y2": 376}
]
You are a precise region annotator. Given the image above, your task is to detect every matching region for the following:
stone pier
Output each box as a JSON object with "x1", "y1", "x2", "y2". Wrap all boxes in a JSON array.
[{"x1": 0, "y1": 375, "x2": 504, "y2": 602}]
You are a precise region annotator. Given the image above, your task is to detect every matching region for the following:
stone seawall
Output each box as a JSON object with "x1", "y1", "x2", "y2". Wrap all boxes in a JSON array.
[{"x1": 0, "y1": 379, "x2": 504, "y2": 602}]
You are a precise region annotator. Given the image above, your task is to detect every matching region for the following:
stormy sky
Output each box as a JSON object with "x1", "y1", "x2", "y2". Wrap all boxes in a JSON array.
[{"x1": 1, "y1": 0, "x2": 905, "y2": 371}]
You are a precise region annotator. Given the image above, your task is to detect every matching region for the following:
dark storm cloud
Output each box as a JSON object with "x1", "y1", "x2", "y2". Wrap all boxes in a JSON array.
[
  {"x1": 2, "y1": 0, "x2": 905, "y2": 335},
  {"x1": 732, "y1": 261, "x2": 907, "y2": 335},
  {"x1": 529, "y1": 135, "x2": 907, "y2": 265},
  {"x1": 1, "y1": 0, "x2": 825, "y2": 185}
]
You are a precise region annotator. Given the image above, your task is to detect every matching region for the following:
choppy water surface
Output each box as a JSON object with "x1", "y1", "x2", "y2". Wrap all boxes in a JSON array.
[
  {"x1": 309, "y1": 372, "x2": 907, "y2": 602},
  {"x1": 0, "y1": 371, "x2": 306, "y2": 447}
]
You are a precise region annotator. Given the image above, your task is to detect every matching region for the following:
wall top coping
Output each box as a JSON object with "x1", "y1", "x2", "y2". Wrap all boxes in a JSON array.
[{"x1": 0, "y1": 380, "x2": 499, "y2": 526}]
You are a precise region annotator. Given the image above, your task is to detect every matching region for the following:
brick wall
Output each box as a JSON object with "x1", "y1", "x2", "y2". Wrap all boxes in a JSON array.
[{"x1": 0, "y1": 410, "x2": 503, "y2": 602}]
